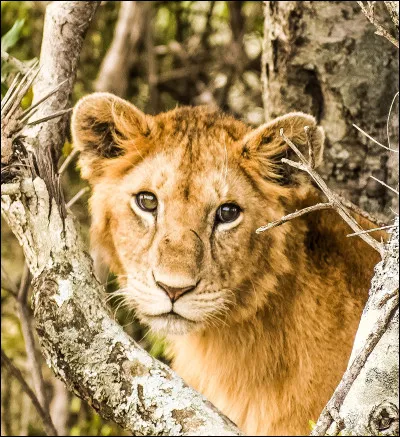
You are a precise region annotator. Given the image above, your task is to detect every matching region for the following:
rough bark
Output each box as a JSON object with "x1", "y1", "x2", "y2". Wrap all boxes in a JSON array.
[
  {"x1": 338, "y1": 219, "x2": 399, "y2": 436},
  {"x1": 18, "y1": 1, "x2": 99, "y2": 219},
  {"x1": 311, "y1": 218, "x2": 399, "y2": 436},
  {"x1": 263, "y1": 1, "x2": 399, "y2": 219}
]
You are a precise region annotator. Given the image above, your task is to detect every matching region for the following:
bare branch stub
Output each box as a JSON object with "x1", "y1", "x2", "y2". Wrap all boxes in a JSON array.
[
  {"x1": 66, "y1": 186, "x2": 90, "y2": 208},
  {"x1": 58, "y1": 148, "x2": 79, "y2": 176},
  {"x1": 256, "y1": 202, "x2": 332, "y2": 233}
]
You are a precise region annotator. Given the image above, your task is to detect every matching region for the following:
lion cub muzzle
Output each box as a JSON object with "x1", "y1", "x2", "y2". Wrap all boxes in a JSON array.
[{"x1": 152, "y1": 230, "x2": 204, "y2": 302}]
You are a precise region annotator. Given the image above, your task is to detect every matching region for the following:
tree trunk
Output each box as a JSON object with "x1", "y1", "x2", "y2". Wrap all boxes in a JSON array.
[
  {"x1": 311, "y1": 217, "x2": 399, "y2": 436},
  {"x1": 95, "y1": 1, "x2": 149, "y2": 98},
  {"x1": 263, "y1": 1, "x2": 398, "y2": 219},
  {"x1": 339, "y1": 218, "x2": 399, "y2": 436}
]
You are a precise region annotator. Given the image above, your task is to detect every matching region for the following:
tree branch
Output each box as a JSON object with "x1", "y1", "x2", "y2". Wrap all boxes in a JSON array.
[
  {"x1": 15, "y1": 263, "x2": 52, "y2": 417},
  {"x1": 24, "y1": 1, "x2": 100, "y2": 215},
  {"x1": 357, "y1": 1, "x2": 399, "y2": 48},
  {"x1": 95, "y1": 1, "x2": 148, "y2": 97},
  {"x1": 1, "y1": 349, "x2": 57, "y2": 436}
]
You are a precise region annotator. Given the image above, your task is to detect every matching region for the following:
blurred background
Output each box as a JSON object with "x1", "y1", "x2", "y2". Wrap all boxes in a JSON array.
[{"x1": 1, "y1": 1, "x2": 398, "y2": 435}]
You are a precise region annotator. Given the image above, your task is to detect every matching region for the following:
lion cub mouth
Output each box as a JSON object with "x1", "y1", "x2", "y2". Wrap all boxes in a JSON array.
[
  {"x1": 148, "y1": 311, "x2": 194, "y2": 323},
  {"x1": 144, "y1": 311, "x2": 197, "y2": 335}
]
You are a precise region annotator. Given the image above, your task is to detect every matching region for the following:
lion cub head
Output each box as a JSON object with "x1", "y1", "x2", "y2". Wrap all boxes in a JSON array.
[{"x1": 71, "y1": 93, "x2": 324, "y2": 335}]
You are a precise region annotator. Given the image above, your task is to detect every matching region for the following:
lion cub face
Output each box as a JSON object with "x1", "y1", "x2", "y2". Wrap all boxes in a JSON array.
[{"x1": 72, "y1": 93, "x2": 324, "y2": 335}]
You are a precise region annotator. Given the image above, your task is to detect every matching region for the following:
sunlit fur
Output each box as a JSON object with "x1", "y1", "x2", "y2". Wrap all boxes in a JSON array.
[{"x1": 71, "y1": 93, "x2": 385, "y2": 436}]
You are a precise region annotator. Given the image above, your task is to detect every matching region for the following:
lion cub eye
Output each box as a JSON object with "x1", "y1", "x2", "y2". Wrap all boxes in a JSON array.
[
  {"x1": 216, "y1": 203, "x2": 241, "y2": 224},
  {"x1": 136, "y1": 192, "x2": 158, "y2": 212}
]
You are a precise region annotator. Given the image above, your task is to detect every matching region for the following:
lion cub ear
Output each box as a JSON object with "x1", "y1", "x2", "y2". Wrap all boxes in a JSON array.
[
  {"x1": 71, "y1": 92, "x2": 152, "y2": 180},
  {"x1": 241, "y1": 112, "x2": 325, "y2": 184}
]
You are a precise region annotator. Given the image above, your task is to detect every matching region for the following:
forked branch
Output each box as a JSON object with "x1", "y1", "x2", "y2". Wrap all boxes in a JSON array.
[
  {"x1": 257, "y1": 128, "x2": 386, "y2": 257},
  {"x1": 357, "y1": 1, "x2": 399, "y2": 48}
]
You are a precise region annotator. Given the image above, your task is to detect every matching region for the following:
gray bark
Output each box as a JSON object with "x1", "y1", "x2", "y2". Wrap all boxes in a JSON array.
[
  {"x1": 338, "y1": 219, "x2": 399, "y2": 436},
  {"x1": 263, "y1": 1, "x2": 399, "y2": 219}
]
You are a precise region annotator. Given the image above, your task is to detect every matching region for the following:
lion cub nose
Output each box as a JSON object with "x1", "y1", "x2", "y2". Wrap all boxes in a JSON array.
[{"x1": 156, "y1": 281, "x2": 196, "y2": 302}]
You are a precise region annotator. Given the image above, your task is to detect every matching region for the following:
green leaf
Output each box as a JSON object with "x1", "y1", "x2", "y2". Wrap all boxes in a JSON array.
[
  {"x1": 1, "y1": 19, "x2": 25, "y2": 52},
  {"x1": 308, "y1": 420, "x2": 316, "y2": 430}
]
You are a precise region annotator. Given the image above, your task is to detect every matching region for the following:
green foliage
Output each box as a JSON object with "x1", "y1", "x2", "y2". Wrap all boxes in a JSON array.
[
  {"x1": 147, "y1": 332, "x2": 168, "y2": 360},
  {"x1": 1, "y1": 12, "x2": 37, "y2": 99},
  {"x1": 1, "y1": 18, "x2": 25, "y2": 52}
]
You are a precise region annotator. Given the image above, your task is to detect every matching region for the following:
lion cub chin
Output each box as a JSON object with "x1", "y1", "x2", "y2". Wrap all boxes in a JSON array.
[{"x1": 72, "y1": 92, "x2": 382, "y2": 436}]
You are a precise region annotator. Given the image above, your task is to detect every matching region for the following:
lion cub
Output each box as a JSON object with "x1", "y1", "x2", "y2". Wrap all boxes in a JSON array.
[{"x1": 72, "y1": 93, "x2": 382, "y2": 436}]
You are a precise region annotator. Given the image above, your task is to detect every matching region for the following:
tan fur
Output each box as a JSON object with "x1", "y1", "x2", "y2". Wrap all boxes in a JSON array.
[{"x1": 71, "y1": 93, "x2": 385, "y2": 436}]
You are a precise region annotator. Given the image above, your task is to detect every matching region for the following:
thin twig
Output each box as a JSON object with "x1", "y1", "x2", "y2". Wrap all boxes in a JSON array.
[
  {"x1": 2, "y1": 60, "x2": 40, "y2": 121},
  {"x1": 311, "y1": 292, "x2": 399, "y2": 435},
  {"x1": 18, "y1": 78, "x2": 69, "y2": 124},
  {"x1": 1, "y1": 72, "x2": 21, "y2": 111},
  {"x1": 58, "y1": 148, "x2": 79, "y2": 175},
  {"x1": 279, "y1": 130, "x2": 385, "y2": 256},
  {"x1": 199, "y1": 1, "x2": 216, "y2": 48},
  {"x1": 357, "y1": 1, "x2": 399, "y2": 48},
  {"x1": 304, "y1": 126, "x2": 315, "y2": 169},
  {"x1": 256, "y1": 130, "x2": 386, "y2": 255},
  {"x1": 256, "y1": 203, "x2": 333, "y2": 233},
  {"x1": 384, "y1": 1, "x2": 399, "y2": 26},
  {"x1": 353, "y1": 123, "x2": 397, "y2": 152},
  {"x1": 336, "y1": 194, "x2": 388, "y2": 227},
  {"x1": 1, "y1": 51, "x2": 33, "y2": 75},
  {"x1": 347, "y1": 225, "x2": 395, "y2": 237},
  {"x1": 370, "y1": 175, "x2": 399, "y2": 195},
  {"x1": 66, "y1": 186, "x2": 90, "y2": 208},
  {"x1": 1, "y1": 349, "x2": 58, "y2": 436},
  {"x1": 27, "y1": 107, "x2": 73, "y2": 126},
  {"x1": 15, "y1": 263, "x2": 51, "y2": 415},
  {"x1": 17, "y1": 262, "x2": 31, "y2": 302},
  {"x1": 386, "y1": 91, "x2": 399, "y2": 151},
  {"x1": 1, "y1": 367, "x2": 13, "y2": 436}
]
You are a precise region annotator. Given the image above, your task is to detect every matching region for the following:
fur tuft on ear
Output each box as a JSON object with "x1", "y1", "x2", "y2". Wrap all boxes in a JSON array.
[
  {"x1": 240, "y1": 112, "x2": 325, "y2": 184},
  {"x1": 71, "y1": 92, "x2": 152, "y2": 180}
]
